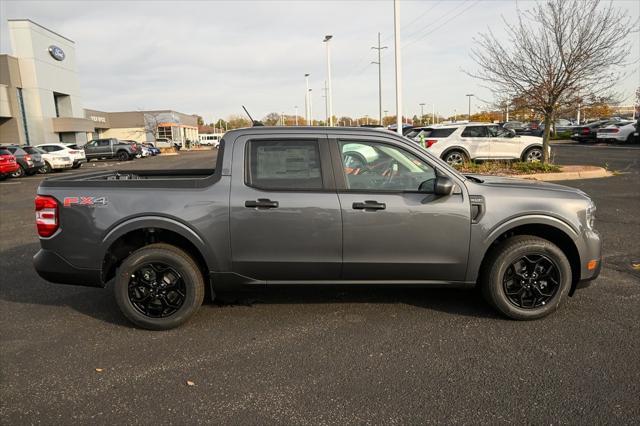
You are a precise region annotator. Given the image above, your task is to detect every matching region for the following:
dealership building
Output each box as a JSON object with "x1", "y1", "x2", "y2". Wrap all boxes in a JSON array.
[{"x1": 0, "y1": 19, "x2": 198, "y2": 145}]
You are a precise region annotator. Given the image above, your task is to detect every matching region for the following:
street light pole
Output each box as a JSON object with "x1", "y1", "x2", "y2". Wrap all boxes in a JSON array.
[
  {"x1": 393, "y1": 0, "x2": 402, "y2": 135},
  {"x1": 371, "y1": 32, "x2": 388, "y2": 126},
  {"x1": 305, "y1": 73, "x2": 311, "y2": 125},
  {"x1": 294, "y1": 106, "x2": 298, "y2": 126},
  {"x1": 432, "y1": 104, "x2": 435, "y2": 125},
  {"x1": 323, "y1": 80, "x2": 329, "y2": 126},
  {"x1": 308, "y1": 89, "x2": 313, "y2": 126},
  {"x1": 420, "y1": 103, "x2": 425, "y2": 125},
  {"x1": 323, "y1": 35, "x2": 334, "y2": 126},
  {"x1": 465, "y1": 94, "x2": 474, "y2": 120}
]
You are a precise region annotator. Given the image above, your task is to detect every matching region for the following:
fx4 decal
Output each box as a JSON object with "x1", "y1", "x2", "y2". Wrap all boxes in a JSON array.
[{"x1": 63, "y1": 196, "x2": 108, "y2": 207}]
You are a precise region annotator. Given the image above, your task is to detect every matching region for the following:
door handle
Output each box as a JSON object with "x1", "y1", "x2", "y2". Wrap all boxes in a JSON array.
[
  {"x1": 245, "y1": 198, "x2": 279, "y2": 209},
  {"x1": 352, "y1": 200, "x2": 386, "y2": 210}
]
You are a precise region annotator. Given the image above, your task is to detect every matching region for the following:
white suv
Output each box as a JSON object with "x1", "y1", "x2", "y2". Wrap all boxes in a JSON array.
[
  {"x1": 413, "y1": 123, "x2": 547, "y2": 165},
  {"x1": 36, "y1": 143, "x2": 87, "y2": 169}
]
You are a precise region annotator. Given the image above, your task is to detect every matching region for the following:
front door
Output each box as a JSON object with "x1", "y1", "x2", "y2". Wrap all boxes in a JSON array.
[
  {"x1": 334, "y1": 137, "x2": 471, "y2": 282},
  {"x1": 487, "y1": 125, "x2": 522, "y2": 159},
  {"x1": 230, "y1": 135, "x2": 342, "y2": 281}
]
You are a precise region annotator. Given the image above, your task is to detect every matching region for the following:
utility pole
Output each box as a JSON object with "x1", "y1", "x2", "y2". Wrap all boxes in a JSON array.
[
  {"x1": 323, "y1": 35, "x2": 334, "y2": 126},
  {"x1": 371, "y1": 32, "x2": 387, "y2": 126},
  {"x1": 322, "y1": 80, "x2": 329, "y2": 126},
  {"x1": 308, "y1": 89, "x2": 313, "y2": 126},
  {"x1": 465, "y1": 94, "x2": 474, "y2": 121},
  {"x1": 393, "y1": 0, "x2": 402, "y2": 135},
  {"x1": 294, "y1": 106, "x2": 298, "y2": 125},
  {"x1": 419, "y1": 103, "x2": 425, "y2": 125},
  {"x1": 305, "y1": 73, "x2": 311, "y2": 125}
]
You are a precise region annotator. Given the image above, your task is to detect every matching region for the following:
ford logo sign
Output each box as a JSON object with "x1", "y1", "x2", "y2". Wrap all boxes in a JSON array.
[{"x1": 48, "y1": 45, "x2": 65, "y2": 61}]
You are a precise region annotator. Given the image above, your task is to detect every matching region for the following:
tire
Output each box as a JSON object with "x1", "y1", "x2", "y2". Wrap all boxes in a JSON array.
[
  {"x1": 114, "y1": 243, "x2": 205, "y2": 330},
  {"x1": 116, "y1": 150, "x2": 130, "y2": 161},
  {"x1": 442, "y1": 149, "x2": 468, "y2": 166},
  {"x1": 523, "y1": 146, "x2": 543, "y2": 162},
  {"x1": 480, "y1": 236, "x2": 572, "y2": 320},
  {"x1": 25, "y1": 168, "x2": 38, "y2": 176},
  {"x1": 11, "y1": 165, "x2": 25, "y2": 178},
  {"x1": 39, "y1": 162, "x2": 52, "y2": 174},
  {"x1": 72, "y1": 163, "x2": 82, "y2": 169}
]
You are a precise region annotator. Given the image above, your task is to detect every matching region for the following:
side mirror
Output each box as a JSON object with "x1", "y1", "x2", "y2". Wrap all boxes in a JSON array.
[{"x1": 434, "y1": 176, "x2": 454, "y2": 196}]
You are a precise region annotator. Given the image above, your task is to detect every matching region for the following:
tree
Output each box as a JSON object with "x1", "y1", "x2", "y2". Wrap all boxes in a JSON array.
[
  {"x1": 262, "y1": 112, "x2": 281, "y2": 126},
  {"x1": 226, "y1": 115, "x2": 251, "y2": 129},
  {"x1": 468, "y1": 0, "x2": 633, "y2": 162}
]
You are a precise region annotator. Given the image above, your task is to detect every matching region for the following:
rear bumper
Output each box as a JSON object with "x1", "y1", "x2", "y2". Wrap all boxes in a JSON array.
[{"x1": 33, "y1": 249, "x2": 104, "y2": 288}]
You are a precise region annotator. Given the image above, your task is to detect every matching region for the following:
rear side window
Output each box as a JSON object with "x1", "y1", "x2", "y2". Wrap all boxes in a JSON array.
[
  {"x1": 247, "y1": 140, "x2": 322, "y2": 190},
  {"x1": 461, "y1": 126, "x2": 488, "y2": 137},
  {"x1": 429, "y1": 128, "x2": 456, "y2": 138},
  {"x1": 0, "y1": 149, "x2": 11, "y2": 156}
]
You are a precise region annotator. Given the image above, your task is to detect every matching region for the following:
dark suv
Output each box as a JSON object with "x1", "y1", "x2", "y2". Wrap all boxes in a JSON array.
[{"x1": 2, "y1": 145, "x2": 43, "y2": 177}]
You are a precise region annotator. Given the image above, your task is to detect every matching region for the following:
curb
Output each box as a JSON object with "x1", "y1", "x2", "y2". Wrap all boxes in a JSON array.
[{"x1": 519, "y1": 166, "x2": 612, "y2": 181}]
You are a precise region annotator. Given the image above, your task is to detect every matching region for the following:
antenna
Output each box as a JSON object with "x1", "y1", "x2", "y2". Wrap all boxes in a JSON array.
[{"x1": 242, "y1": 105, "x2": 264, "y2": 126}]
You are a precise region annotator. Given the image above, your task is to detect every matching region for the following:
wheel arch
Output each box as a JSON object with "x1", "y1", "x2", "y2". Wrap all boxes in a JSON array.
[
  {"x1": 471, "y1": 219, "x2": 582, "y2": 296},
  {"x1": 440, "y1": 146, "x2": 471, "y2": 161},
  {"x1": 100, "y1": 216, "x2": 215, "y2": 290}
]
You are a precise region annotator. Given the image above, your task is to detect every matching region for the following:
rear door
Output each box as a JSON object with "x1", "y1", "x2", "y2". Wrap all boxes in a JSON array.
[
  {"x1": 332, "y1": 134, "x2": 471, "y2": 281},
  {"x1": 229, "y1": 133, "x2": 342, "y2": 281},
  {"x1": 459, "y1": 125, "x2": 491, "y2": 159}
]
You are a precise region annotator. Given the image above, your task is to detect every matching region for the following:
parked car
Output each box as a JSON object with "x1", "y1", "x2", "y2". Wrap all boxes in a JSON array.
[
  {"x1": 535, "y1": 119, "x2": 575, "y2": 136},
  {"x1": 596, "y1": 121, "x2": 637, "y2": 144},
  {"x1": 155, "y1": 138, "x2": 182, "y2": 150},
  {"x1": 26, "y1": 147, "x2": 73, "y2": 173},
  {"x1": 570, "y1": 120, "x2": 617, "y2": 143},
  {"x1": 123, "y1": 141, "x2": 150, "y2": 158},
  {"x1": 4, "y1": 145, "x2": 43, "y2": 177},
  {"x1": 420, "y1": 123, "x2": 547, "y2": 165},
  {"x1": 0, "y1": 147, "x2": 19, "y2": 179},
  {"x1": 34, "y1": 127, "x2": 600, "y2": 330},
  {"x1": 142, "y1": 143, "x2": 160, "y2": 155},
  {"x1": 83, "y1": 138, "x2": 139, "y2": 161},
  {"x1": 36, "y1": 143, "x2": 87, "y2": 169},
  {"x1": 502, "y1": 121, "x2": 526, "y2": 135}
]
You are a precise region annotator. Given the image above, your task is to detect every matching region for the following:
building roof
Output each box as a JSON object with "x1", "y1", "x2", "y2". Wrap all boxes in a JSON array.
[{"x1": 7, "y1": 19, "x2": 75, "y2": 43}]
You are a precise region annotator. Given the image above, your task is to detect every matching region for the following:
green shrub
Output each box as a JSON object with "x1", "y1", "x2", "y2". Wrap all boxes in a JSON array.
[{"x1": 454, "y1": 161, "x2": 560, "y2": 175}]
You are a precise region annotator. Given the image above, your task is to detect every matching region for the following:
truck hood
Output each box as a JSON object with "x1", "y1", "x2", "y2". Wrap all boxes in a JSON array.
[{"x1": 465, "y1": 174, "x2": 588, "y2": 197}]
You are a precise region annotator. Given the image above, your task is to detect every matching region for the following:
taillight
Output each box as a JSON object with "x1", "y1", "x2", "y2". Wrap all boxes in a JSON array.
[
  {"x1": 581, "y1": 127, "x2": 590, "y2": 135},
  {"x1": 0, "y1": 156, "x2": 7, "y2": 163},
  {"x1": 426, "y1": 139, "x2": 438, "y2": 148},
  {"x1": 25, "y1": 154, "x2": 32, "y2": 161},
  {"x1": 35, "y1": 195, "x2": 59, "y2": 237}
]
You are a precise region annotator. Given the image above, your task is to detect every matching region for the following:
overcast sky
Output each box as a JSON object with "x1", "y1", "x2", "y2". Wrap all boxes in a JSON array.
[{"x1": 1, "y1": 0, "x2": 638, "y2": 123}]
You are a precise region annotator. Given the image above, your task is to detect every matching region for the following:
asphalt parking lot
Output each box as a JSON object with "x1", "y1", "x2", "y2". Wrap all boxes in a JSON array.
[{"x1": 1, "y1": 143, "x2": 639, "y2": 424}]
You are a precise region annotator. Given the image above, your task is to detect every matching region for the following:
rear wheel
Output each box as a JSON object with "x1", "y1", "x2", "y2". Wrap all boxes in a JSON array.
[
  {"x1": 523, "y1": 147, "x2": 543, "y2": 162},
  {"x1": 11, "y1": 165, "x2": 25, "y2": 178},
  {"x1": 39, "y1": 162, "x2": 52, "y2": 174},
  {"x1": 442, "y1": 150, "x2": 468, "y2": 166},
  {"x1": 114, "y1": 243, "x2": 205, "y2": 330},
  {"x1": 72, "y1": 163, "x2": 82, "y2": 169},
  {"x1": 117, "y1": 150, "x2": 130, "y2": 161},
  {"x1": 480, "y1": 236, "x2": 571, "y2": 320}
]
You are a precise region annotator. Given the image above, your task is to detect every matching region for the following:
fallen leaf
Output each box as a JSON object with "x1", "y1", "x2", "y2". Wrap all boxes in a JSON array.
[
  {"x1": 95, "y1": 368, "x2": 104, "y2": 372},
  {"x1": 186, "y1": 380, "x2": 195, "y2": 386}
]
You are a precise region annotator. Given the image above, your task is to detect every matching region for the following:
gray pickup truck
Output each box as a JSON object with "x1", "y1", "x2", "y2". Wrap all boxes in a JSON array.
[
  {"x1": 34, "y1": 127, "x2": 601, "y2": 329},
  {"x1": 84, "y1": 138, "x2": 139, "y2": 161}
]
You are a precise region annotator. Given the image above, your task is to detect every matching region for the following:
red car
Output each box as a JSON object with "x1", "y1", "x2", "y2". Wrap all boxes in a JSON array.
[{"x1": 0, "y1": 147, "x2": 19, "y2": 179}]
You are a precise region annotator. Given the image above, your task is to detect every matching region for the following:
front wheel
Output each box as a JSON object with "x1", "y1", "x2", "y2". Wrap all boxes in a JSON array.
[
  {"x1": 523, "y1": 147, "x2": 543, "y2": 162},
  {"x1": 114, "y1": 243, "x2": 205, "y2": 330},
  {"x1": 442, "y1": 150, "x2": 468, "y2": 166},
  {"x1": 39, "y1": 162, "x2": 52, "y2": 174},
  {"x1": 480, "y1": 236, "x2": 572, "y2": 320},
  {"x1": 72, "y1": 163, "x2": 82, "y2": 169},
  {"x1": 116, "y1": 150, "x2": 130, "y2": 161}
]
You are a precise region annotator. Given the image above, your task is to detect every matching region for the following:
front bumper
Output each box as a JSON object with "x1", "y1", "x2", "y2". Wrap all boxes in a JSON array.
[
  {"x1": 574, "y1": 229, "x2": 602, "y2": 291},
  {"x1": 33, "y1": 249, "x2": 103, "y2": 288}
]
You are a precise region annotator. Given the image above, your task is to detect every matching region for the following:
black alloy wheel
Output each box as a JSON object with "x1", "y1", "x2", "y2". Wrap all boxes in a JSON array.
[
  {"x1": 502, "y1": 254, "x2": 560, "y2": 309},
  {"x1": 128, "y1": 262, "x2": 187, "y2": 318}
]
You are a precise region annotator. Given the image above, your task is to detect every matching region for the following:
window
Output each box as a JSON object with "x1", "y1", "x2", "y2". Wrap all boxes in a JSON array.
[
  {"x1": 461, "y1": 126, "x2": 488, "y2": 137},
  {"x1": 429, "y1": 128, "x2": 457, "y2": 138},
  {"x1": 340, "y1": 141, "x2": 436, "y2": 192},
  {"x1": 247, "y1": 140, "x2": 322, "y2": 190},
  {"x1": 158, "y1": 126, "x2": 172, "y2": 140},
  {"x1": 486, "y1": 126, "x2": 513, "y2": 138},
  {"x1": 97, "y1": 140, "x2": 111, "y2": 147}
]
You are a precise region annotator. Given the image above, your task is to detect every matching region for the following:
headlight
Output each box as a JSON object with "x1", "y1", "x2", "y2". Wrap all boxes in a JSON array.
[{"x1": 586, "y1": 202, "x2": 596, "y2": 230}]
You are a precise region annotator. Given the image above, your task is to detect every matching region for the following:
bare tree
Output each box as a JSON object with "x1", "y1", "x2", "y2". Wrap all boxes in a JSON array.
[{"x1": 467, "y1": 0, "x2": 634, "y2": 162}]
